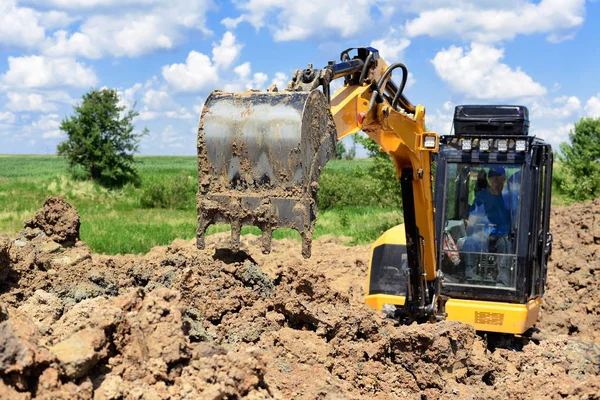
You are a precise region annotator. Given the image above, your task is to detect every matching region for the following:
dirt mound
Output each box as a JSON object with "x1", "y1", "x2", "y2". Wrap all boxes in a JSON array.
[
  {"x1": 0, "y1": 197, "x2": 599, "y2": 399},
  {"x1": 539, "y1": 198, "x2": 600, "y2": 341},
  {"x1": 23, "y1": 196, "x2": 80, "y2": 245}
]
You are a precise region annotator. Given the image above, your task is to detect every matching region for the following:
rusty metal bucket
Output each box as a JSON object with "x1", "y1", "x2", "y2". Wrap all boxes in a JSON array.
[{"x1": 196, "y1": 89, "x2": 337, "y2": 258}]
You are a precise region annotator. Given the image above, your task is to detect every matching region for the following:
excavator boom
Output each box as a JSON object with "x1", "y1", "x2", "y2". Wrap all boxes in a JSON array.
[{"x1": 197, "y1": 47, "x2": 439, "y2": 319}]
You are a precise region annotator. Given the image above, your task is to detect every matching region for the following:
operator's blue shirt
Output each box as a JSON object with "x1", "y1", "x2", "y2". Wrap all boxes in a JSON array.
[{"x1": 470, "y1": 189, "x2": 511, "y2": 235}]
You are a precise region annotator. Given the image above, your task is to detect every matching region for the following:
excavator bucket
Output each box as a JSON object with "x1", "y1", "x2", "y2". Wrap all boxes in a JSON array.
[{"x1": 196, "y1": 89, "x2": 337, "y2": 258}]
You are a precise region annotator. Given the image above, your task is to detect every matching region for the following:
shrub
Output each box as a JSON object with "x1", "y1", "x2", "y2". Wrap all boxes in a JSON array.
[
  {"x1": 317, "y1": 162, "x2": 400, "y2": 210},
  {"x1": 140, "y1": 174, "x2": 196, "y2": 210},
  {"x1": 558, "y1": 117, "x2": 600, "y2": 202}
]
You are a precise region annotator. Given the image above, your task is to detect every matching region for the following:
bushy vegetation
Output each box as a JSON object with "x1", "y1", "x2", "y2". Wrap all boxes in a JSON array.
[
  {"x1": 140, "y1": 173, "x2": 196, "y2": 210},
  {"x1": 317, "y1": 159, "x2": 401, "y2": 209},
  {"x1": 351, "y1": 134, "x2": 403, "y2": 208},
  {"x1": 556, "y1": 117, "x2": 600, "y2": 202},
  {"x1": 335, "y1": 140, "x2": 356, "y2": 160}
]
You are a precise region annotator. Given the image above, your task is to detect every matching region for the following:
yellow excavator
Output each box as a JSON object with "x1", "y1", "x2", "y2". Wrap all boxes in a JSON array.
[{"x1": 196, "y1": 47, "x2": 554, "y2": 335}]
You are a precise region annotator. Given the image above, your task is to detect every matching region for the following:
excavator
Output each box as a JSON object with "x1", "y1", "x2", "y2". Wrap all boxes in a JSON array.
[{"x1": 195, "y1": 47, "x2": 554, "y2": 335}]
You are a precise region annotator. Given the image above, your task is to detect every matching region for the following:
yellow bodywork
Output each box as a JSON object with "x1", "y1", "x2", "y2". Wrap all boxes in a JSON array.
[
  {"x1": 364, "y1": 224, "x2": 407, "y2": 311},
  {"x1": 445, "y1": 298, "x2": 542, "y2": 334},
  {"x1": 362, "y1": 222, "x2": 539, "y2": 335}
]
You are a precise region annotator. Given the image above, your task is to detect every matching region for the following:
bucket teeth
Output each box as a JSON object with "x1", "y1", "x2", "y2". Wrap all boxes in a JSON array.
[
  {"x1": 261, "y1": 226, "x2": 272, "y2": 254},
  {"x1": 196, "y1": 89, "x2": 336, "y2": 258}
]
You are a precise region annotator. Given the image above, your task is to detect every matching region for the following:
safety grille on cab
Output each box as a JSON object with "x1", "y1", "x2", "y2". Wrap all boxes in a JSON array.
[{"x1": 474, "y1": 311, "x2": 505, "y2": 326}]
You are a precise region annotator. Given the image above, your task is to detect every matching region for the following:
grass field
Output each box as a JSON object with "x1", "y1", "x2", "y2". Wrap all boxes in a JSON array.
[
  {"x1": 0, "y1": 156, "x2": 402, "y2": 254},
  {"x1": 0, "y1": 155, "x2": 574, "y2": 255}
]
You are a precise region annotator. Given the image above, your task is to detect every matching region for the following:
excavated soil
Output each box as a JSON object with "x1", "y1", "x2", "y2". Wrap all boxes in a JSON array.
[{"x1": 0, "y1": 196, "x2": 599, "y2": 399}]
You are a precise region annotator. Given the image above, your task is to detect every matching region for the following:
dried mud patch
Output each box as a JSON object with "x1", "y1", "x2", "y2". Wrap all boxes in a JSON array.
[{"x1": 0, "y1": 197, "x2": 598, "y2": 399}]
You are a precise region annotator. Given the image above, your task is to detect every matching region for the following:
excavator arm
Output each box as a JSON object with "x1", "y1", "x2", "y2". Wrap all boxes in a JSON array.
[
  {"x1": 197, "y1": 47, "x2": 439, "y2": 317},
  {"x1": 327, "y1": 52, "x2": 439, "y2": 317}
]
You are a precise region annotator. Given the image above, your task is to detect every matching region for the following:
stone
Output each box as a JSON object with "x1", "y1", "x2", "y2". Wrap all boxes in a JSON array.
[
  {"x1": 37, "y1": 241, "x2": 62, "y2": 254},
  {"x1": 17, "y1": 290, "x2": 63, "y2": 330},
  {"x1": 49, "y1": 327, "x2": 107, "y2": 379}
]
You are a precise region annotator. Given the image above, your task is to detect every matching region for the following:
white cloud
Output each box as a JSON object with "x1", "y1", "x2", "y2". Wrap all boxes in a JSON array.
[
  {"x1": 584, "y1": 94, "x2": 600, "y2": 118},
  {"x1": 370, "y1": 28, "x2": 411, "y2": 61},
  {"x1": 0, "y1": 112, "x2": 16, "y2": 124},
  {"x1": 39, "y1": 10, "x2": 78, "y2": 29},
  {"x1": 193, "y1": 97, "x2": 205, "y2": 115},
  {"x1": 405, "y1": 0, "x2": 585, "y2": 43},
  {"x1": 150, "y1": 124, "x2": 187, "y2": 149},
  {"x1": 224, "y1": 0, "x2": 379, "y2": 41},
  {"x1": 432, "y1": 43, "x2": 546, "y2": 100},
  {"x1": 405, "y1": 72, "x2": 416, "y2": 89},
  {"x1": 117, "y1": 83, "x2": 143, "y2": 110},
  {"x1": 43, "y1": 30, "x2": 103, "y2": 59},
  {"x1": 531, "y1": 123, "x2": 573, "y2": 149},
  {"x1": 143, "y1": 89, "x2": 175, "y2": 110},
  {"x1": 42, "y1": 130, "x2": 65, "y2": 139},
  {"x1": 40, "y1": 0, "x2": 213, "y2": 59},
  {"x1": 118, "y1": 81, "x2": 194, "y2": 121},
  {"x1": 234, "y1": 62, "x2": 252, "y2": 79},
  {"x1": 33, "y1": 114, "x2": 61, "y2": 131},
  {"x1": 21, "y1": 0, "x2": 158, "y2": 8},
  {"x1": 530, "y1": 96, "x2": 581, "y2": 119},
  {"x1": 248, "y1": 72, "x2": 268, "y2": 90},
  {"x1": 525, "y1": 94, "x2": 585, "y2": 148},
  {"x1": 212, "y1": 32, "x2": 242, "y2": 69},
  {"x1": 1, "y1": 56, "x2": 98, "y2": 89},
  {"x1": 222, "y1": 65, "x2": 271, "y2": 92},
  {"x1": 59, "y1": 15, "x2": 174, "y2": 58},
  {"x1": 425, "y1": 101, "x2": 455, "y2": 136},
  {"x1": 0, "y1": 0, "x2": 46, "y2": 48},
  {"x1": 6, "y1": 92, "x2": 57, "y2": 112},
  {"x1": 24, "y1": 113, "x2": 66, "y2": 139},
  {"x1": 162, "y1": 51, "x2": 219, "y2": 92}
]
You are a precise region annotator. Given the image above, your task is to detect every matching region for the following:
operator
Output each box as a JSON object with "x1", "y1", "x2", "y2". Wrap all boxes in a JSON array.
[
  {"x1": 463, "y1": 166, "x2": 512, "y2": 286},
  {"x1": 471, "y1": 166, "x2": 511, "y2": 236}
]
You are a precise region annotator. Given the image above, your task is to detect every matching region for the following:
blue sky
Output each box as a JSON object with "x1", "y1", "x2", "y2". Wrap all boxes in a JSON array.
[{"x1": 1, "y1": 0, "x2": 599, "y2": 156}]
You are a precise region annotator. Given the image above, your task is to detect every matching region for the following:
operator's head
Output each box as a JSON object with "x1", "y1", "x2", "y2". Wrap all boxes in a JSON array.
[{"x1": 488, "y1": 166, "x2": 506, "y2": 194}]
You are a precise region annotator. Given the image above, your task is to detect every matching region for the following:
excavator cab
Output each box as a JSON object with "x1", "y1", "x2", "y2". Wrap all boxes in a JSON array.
[{"x1": 433, "y1": 105, "x2": 553, "y2": 333}]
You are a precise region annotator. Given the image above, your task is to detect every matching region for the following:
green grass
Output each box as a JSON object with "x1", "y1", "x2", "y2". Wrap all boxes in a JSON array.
[
  {"x1": 0, "y1": 156, "x2": 401, "y2": 254},
  {"x1": 0, "y1": 155, "x2": 578, "y2": 255}
]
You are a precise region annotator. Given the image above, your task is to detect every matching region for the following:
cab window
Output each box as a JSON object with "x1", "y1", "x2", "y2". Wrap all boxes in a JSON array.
[{"x1": 441, "y1": 163, "x2": 522, "y2": 289}]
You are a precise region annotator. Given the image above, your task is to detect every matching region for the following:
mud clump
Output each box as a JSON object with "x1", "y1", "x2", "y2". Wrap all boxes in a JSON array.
[
  {"x1": 23, "y1": 196, "x2": 80, "y2": 245},
  {"x1": 0, "y1": 199, "x2": 599, "y2": 398}
]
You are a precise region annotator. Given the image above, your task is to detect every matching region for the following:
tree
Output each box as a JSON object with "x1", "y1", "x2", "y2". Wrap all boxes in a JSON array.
[
  {"x1": 344, "y1": 145, "x2": 356, "y2": 160},
  {"x1": 336, "y1": 140, "x2": 346, "y2": 159},
  {"x1": 558, "y1": 117, "x2": 600, "y2": 201},
  {"x1": 353, "y1": 133, "x2": 382, "y2": 158},
  {"x1": 58, "y1": 88, "x2": 147, "y2": 187}
]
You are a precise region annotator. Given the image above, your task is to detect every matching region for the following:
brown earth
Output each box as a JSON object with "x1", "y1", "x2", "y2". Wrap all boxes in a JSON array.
[{"x1": 0, "y1": 196, "x2": 599, "y2": 399}]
